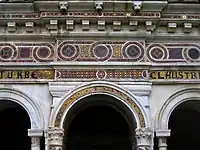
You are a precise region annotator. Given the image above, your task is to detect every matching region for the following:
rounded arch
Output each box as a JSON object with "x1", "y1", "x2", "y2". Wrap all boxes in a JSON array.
[
  {"x1": 0, "y1": 88, "x2": 45, "y2": 129},
  {"x1": 156, "y1": 87, "x2": 200, "y2": 129},
  {"x1": 50, "y1": 82, "x2": 148, "y2": 129}
]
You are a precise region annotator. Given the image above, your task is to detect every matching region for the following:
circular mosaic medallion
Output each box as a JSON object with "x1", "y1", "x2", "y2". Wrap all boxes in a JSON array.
[
  {"x1": 183, "y1": 47, "x2": 200, "y2": 62},
  {"x1": 36, "y1": 47, "x2": 50, "y2": 58},
  {"x1": 146, "y1": 44, "x2": 168, "y2": 62},
  {"x1": 33, "y1": 45, "x2": 54, "y2": 62},
  {"x1": 94, "y1": 45, "x2": 109, "y2": 58},
  {"x1": 90, "y1": 44, "x2": 112, "y2": 61},
  {"x1": 188, "y1": 48, "x2": 200, "y2": 59},
  {"x1": 61, "y1": 45, "x2": 76, "y2": 58},
  {"x1": 126, "y1": 45, "x2": 140, "y2": 58},
  {"x1": 96, "y1": 70, "x2": 107, "y2": 79},
  {"x1": 0, "y1": 47, "x2": 14, "y2": 60},
  {"x1": 58, "y1": 43, "x2": 80, "y2": 61},
  {"x1": 150, "y1": 47, "x2": 164, "y2": 59},
  {"x1": 122, "y1": 42, "x2": 144, "y2": 61}
]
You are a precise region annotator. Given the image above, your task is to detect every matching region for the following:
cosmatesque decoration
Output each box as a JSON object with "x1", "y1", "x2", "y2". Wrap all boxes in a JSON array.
[
  {"x1": 0, "y1": 42, "x2": 55, "y2": 62},
  {"x1": 0, "y1": 41, "x2": 200, "y2": 63},
  {"x1": 56, "y1": 69, "x2": 147, "y2": 80},
  {"x1": 54, "y1": 86, "x2": 145, "y2": 128},
  {"x1": 57, "y1": 41, "x2": 145, "y2": 62},
  {"x1": 146, "y1": 43, "x2": 200, "y2": 63}
]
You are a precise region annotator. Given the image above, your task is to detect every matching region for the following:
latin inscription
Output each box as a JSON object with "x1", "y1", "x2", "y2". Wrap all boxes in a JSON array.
[
  {"x1": 0, "y1": 70, "x2": 54, "y2": 79},
  {"x1": 149, "y1": 71, "x2": 200, "y2": 80}
]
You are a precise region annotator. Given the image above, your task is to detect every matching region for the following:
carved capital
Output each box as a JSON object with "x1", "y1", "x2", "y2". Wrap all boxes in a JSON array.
[
  {"x1": 135, "y1": 128, "x2": 152, "y2": 139},
  {"x1": 48, "y1": 127, "x2": 64, "y2": 147},
  {"x1": 135, "y1": 128, "x2": 153, "y2": 150}
]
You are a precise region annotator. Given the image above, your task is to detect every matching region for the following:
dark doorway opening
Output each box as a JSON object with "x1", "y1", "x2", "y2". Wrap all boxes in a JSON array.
[
  {"x1": 0, "y1": 100, "x2": 31, "y2": 150},
  {"x1": 168, "y1": 101, "x2": 200, "y2": 150},
  {"x1": 64, "y1": 95, "x2": 134, "y2": 150}
]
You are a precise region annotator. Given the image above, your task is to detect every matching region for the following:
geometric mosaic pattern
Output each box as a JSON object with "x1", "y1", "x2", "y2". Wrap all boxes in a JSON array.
[
  {"x1": 57, "y1": 41, "x2": 145, "y2": 62},
  {"x1": 56, "y1": 69, "x2": 147, "y2": 80},
  {"x1": 1, "y1": 41, "x2": 200, "y2": 63},
  {"x1": 146, "y1": 43, "x2": 200, "y2": 63},
  {"x1": 0, "y1": 43, "x2": 54, "y2": 62}
]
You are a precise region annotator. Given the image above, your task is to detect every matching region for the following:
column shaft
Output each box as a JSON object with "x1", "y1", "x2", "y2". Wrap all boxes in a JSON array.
[{"x1": 31, "y1": 137, "x2": 41, "y2": 150}]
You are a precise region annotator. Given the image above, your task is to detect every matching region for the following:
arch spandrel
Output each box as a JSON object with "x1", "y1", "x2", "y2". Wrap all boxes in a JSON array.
[
  {"x1": 0, "y1": 88, "x2": 45, "y2": 129},
  {"x1": 52, "y1": 83, "x2": 148, "y2": 129},
  {"x1": 156, "y1": 87, "x2": 200, "y2": 129}
]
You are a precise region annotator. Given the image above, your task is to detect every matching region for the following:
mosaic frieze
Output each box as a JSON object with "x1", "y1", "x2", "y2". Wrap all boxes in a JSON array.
[
  {"x1": 146, "y1": 43, "x2": 200, "y2": 63},
  {"x1": 57, "y1": 41, "x2": 145, "y2": 62},
  {"x1": 0, "y1": 70, "x2": 54, "y2": 79},
  {"x1": 54, "y1": 86, "x2": 145, "y2": 127},
  {"x1": 0, "y1": 43, "x2": 55, "y2": 62},
  {"x1": 41, "y1": 12, "x2": 160, "y2": 19},
  {"x1": 56, "y1": 69, "x2": 147, "y2": 80},
  {"x1": 1, "y1": 41, "x2": 200, "y2": 63}
]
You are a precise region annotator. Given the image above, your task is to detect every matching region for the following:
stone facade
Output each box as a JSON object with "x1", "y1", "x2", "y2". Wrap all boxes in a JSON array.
[{"x1": 0, "y1": 0, "x2": 200, "y2": 150}]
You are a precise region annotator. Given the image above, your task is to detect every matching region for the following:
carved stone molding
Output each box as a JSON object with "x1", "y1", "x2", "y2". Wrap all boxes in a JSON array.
[
  {"x1": 48, "y1": 81, "x2": 82, "y2": 98},
  {"x1": 120, "y1": 82, "x2": 152, "y2": 96}
]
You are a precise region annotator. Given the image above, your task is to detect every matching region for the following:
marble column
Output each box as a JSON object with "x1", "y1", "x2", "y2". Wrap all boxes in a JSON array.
[
  {"x1": 156, "y1": 130, "x2": 171, "y2": 150},
  {"x1": 28, "y1": 129, "x2": 43, "y2": 150},
  {"x1": 47, "y1": 127, "x2": 64, "y2": 150},
  {"x1": 135, "y1": 128, "x2": 153, "y2": 150}
]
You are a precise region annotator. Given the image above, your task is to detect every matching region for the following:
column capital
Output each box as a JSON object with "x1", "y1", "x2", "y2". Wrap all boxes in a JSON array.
[
  {"x1": 28, "y1": 129, "x2": 43, "y2": 137},
  {"x1": 47, "y1": 127, "x2": 64, "y2": 147},
  {"x1": 156, "y1": 129, "x2": 171, "y2": 137},
  {"x1": 135, "y1": 128, "x2": 153, "y2": 138},
  {"x1": 135, "y1": 128, "x2": 153, "y2": 150}
]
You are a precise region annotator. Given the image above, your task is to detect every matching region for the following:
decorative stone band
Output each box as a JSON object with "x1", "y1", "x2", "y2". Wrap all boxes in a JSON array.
[
  {"x1": 54, "y1": 86, "x2": 146, "y2": 128},
  {"x1": 56, "y1": 69, "x2": 147, "y2": 80},
  {"x1": 1, "y1": 69, "x2": 200, "y2": 81},
  {"x1": 0, "y1": 41, "x2": 200, "y2": 63}
]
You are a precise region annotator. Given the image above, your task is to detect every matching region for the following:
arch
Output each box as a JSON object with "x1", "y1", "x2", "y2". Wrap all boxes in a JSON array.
[
  {"x1": 50, "y1": 82, "x2": 148, "y2": 129},
  {"x1": 0, "y1": 87, "x2": 45, "y2": 129},
  {"x1": 156, "y1": 87, "x2": 200, "y2": 129}
]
